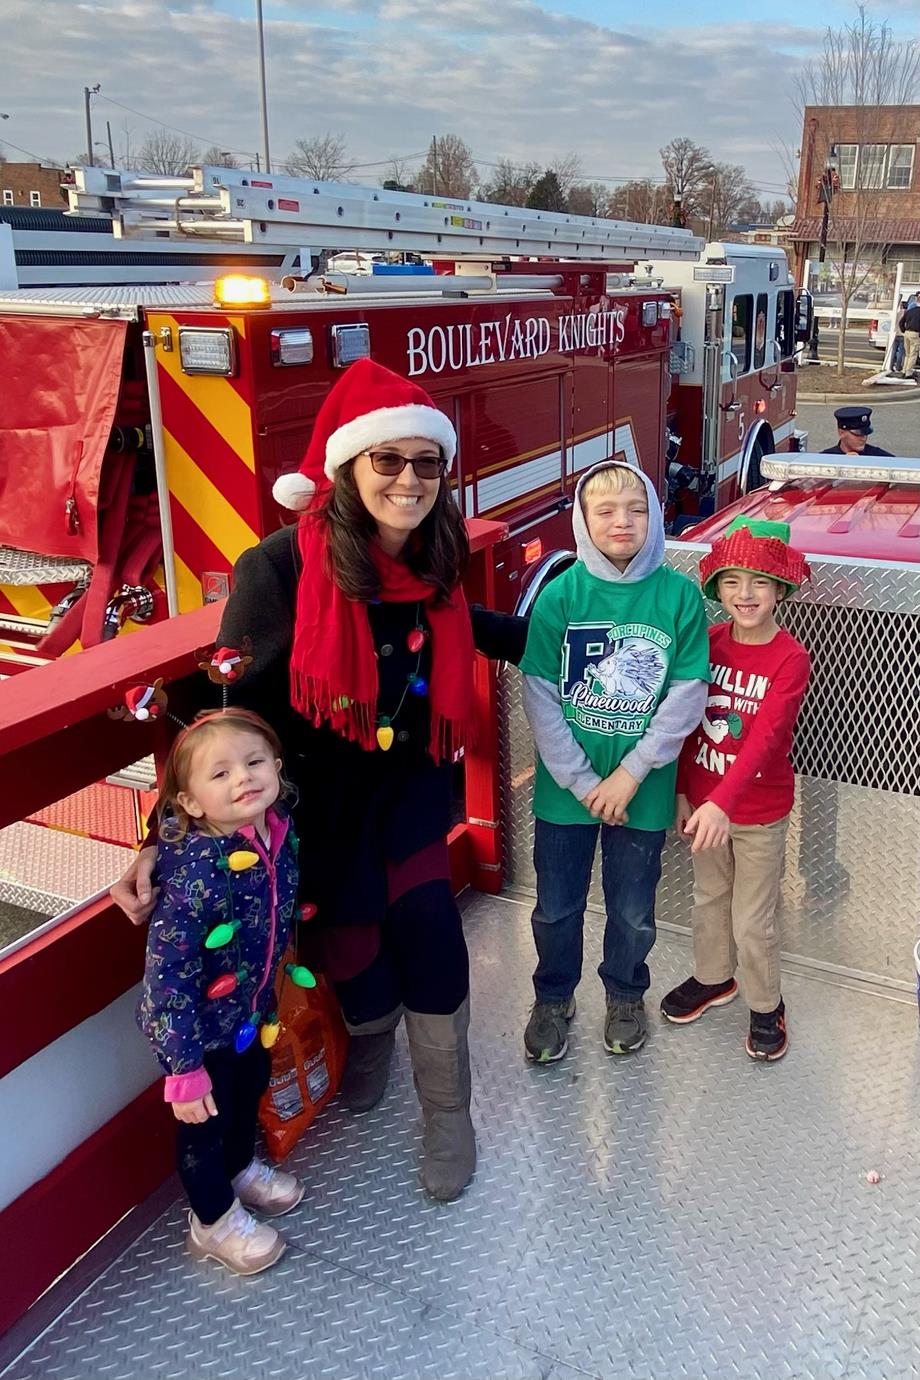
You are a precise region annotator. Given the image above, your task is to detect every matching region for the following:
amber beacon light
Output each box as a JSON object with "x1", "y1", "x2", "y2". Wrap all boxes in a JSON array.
[{"x1": 213, "y1": 274, "x2": 272, "y2": 309}]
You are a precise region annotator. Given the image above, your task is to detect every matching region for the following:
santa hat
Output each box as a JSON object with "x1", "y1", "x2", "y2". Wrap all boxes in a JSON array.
[
  {"x1": 699, "y1": 516, "x2": 810, "y2": 599},
  {"x1": 272, "y1": 358, "x2": 457, "y2": 512}
]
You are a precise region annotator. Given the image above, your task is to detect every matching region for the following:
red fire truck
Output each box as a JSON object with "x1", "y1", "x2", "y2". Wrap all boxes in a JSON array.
[{"x1": 0, "y1": 164, "x2": 811, "y2": 674}]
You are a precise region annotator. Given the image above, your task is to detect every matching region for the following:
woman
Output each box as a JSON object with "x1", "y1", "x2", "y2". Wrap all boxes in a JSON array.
[{"x1": 114, "y1": 359, "x2": 526, "y2": 1202}]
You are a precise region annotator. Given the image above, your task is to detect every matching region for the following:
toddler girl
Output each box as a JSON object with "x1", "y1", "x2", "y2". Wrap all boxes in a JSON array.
[{"x1": 137, "y1": 708, "x2": 302, "y2": 1274}]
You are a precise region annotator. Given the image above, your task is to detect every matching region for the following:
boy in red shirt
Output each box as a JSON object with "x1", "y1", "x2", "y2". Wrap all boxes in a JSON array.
[{"x1": 661, "y1": 518, "x2": 811, "y2": 1061}]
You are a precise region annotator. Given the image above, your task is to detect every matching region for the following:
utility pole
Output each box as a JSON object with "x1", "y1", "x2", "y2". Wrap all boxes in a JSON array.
[
  {"x1": 431, "y1": 135, "x2": 438, "y2": 196},
  {"x1": 105, "y1": 120, "x2": 115, "y2": 167},
  {"x1": 809, "y1": 142, "x2": 838, "y2": 360},
  {"x1": 83, "y1": 85, "x2": 99, "y2": 166},
  {"x1": 706, "y1": 172, "x2": 718, "y2": 241},
  {"x1": 255, "y1": 0, "x2": 272, "y2": 173}
]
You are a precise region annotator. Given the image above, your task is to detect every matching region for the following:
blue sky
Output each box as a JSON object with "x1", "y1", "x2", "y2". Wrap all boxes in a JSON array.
[{"x1": 1, "y1": 0, "x2": 916, "y2": 195}]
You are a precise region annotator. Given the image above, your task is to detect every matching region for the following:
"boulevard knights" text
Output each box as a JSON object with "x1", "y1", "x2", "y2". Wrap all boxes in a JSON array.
[{"x1": 405, "y1": 308, "x2": 627, "y2": 376}]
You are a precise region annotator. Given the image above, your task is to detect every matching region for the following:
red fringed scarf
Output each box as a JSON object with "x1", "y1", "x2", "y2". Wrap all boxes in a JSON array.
[{"x1": 289, "y1": 514, "x2": 475, "y2": 760}]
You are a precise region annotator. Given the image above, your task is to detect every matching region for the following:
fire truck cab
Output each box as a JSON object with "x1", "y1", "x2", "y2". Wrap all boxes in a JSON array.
[{"x1": 645, "y1": 240, "x2": 807, "y2": 523}]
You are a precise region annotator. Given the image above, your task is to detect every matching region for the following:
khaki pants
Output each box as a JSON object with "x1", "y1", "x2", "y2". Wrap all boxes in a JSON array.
[
  {"x1": 691, "y1": 816, "x2": 789, "y2": 1013},
  {"x1": 904, "y1": 329, "x2": 920, "y2": 376}
]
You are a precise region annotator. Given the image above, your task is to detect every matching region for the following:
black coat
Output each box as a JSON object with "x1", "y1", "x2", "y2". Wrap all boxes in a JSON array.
[
  {"x1": 821, "y1": 443, "x2": 893, "y2": 457},
  {"x1": 218, "y1": 525, "x2": 527, "y2": 930}
]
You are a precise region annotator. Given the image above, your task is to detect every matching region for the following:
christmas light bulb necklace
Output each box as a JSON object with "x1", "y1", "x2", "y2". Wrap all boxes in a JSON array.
[{"x1": 376, "y1": 602, "x2": 429, "y2": 751}]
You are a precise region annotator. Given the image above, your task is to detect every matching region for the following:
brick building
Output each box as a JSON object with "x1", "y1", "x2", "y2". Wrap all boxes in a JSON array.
[
  {"x1": 788, "y1": 106, "x2": 920, "y2": 288},
  {"x1": 0, "y1": 163, "x2": 67, "y2": 210}
]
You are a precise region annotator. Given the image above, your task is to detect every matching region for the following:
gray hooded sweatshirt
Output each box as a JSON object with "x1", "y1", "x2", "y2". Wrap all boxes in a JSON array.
[{"x1": 521, "y1": 461, "x2": 709, "y2": 811}]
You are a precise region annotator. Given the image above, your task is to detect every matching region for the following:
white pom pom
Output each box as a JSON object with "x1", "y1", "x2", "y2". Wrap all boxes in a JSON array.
[
  {"x1": 218, "y1": 660, "x2": 233, "y2": 675},
  {"x1": 135, "y1": 706, "x2": 150, "y2": 721},
  {"x1": 272, "y1": 471, "x2": 317, "y2": 511}
]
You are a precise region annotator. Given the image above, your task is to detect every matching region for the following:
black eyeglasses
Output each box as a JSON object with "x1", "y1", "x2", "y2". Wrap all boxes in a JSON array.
[{"x1": 365, "y1": 449, "x2": 446, "y2": 480}]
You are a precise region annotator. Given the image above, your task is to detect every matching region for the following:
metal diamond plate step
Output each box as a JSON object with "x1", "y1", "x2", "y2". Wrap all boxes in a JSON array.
[
  {"x1": 0, "y1": 545, "x2": 90, "y2": 587},
  {"x1": 0, "y1": 820, "x2": 136, "y2": 920},
  {"x1": 5, "y1": 895, "x2": 920, "y2": 1380}
]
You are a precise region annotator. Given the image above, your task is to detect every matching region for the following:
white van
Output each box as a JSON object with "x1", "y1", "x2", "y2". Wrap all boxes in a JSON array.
[{"x1": 326, "y1": 251, "x2": 386, "y2": 276}]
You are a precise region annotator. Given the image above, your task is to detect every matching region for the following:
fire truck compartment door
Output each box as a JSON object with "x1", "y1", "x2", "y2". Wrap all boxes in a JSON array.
[{"x1": 0, "y1": 316, "x2": 128, "y2": 563}]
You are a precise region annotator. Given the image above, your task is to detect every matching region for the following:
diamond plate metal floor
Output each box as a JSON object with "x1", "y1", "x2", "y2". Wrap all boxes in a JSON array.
[{"x1": 6, "y1": 891, "x2": 920, "y2": 1380}]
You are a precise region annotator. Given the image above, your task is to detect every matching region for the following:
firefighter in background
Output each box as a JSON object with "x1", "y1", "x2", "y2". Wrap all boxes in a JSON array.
[
  {"x1": 113, "y1": 360, "x2": 527, "y2": 1205},
  {"x1": 821, "y1": 406, "x2": 893, "y2": 458}
]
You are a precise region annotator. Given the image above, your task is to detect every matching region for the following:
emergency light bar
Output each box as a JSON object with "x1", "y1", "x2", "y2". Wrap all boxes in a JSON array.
[{"x1": 763, "y1": 455, "x2": 920, "y2": 485}]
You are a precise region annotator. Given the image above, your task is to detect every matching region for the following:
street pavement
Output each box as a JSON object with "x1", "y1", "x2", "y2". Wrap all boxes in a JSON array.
[
  {"x1": 814, "y1": 327, "x2": 883, "y2": 367},
  {"x1": 797, "y1": 394, "x2": 920, "y2": 456}
]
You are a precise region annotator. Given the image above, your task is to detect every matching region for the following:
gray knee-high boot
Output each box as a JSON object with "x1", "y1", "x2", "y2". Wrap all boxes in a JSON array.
[
  {"x1": 404, "y1": 996, "x2": 476, "y2": 1202},
  {"x1": 339, "y1": 1006, "x2": 402, "y2": 1113}
]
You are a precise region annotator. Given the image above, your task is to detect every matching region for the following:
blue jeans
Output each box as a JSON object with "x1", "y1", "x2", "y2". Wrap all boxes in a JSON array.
[{"x1": 531, "y1": 818, "x2": 665, "y2": 1004}]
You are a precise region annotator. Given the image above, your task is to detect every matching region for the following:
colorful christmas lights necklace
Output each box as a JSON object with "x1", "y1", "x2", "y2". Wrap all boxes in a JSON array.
[
  {"x1": 202, "y1": 833, "x2": 316, "y2": 1053},
  {"x1": 375, "y1": 602, "x2": 429, "y2": 751}
]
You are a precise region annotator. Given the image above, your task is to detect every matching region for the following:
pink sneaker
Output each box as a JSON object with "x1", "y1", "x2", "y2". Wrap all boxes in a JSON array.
[
  {"x1": 187, "y1": 1199, "x2": 286, "y2": 1275},
  {"x1": 231, "y1": 1158, "x2": 305, "y2": 1217}
]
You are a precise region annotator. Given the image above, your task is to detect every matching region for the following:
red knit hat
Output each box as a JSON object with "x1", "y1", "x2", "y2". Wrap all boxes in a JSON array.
[
  {"x1": 272, "y1": 358, "x2": 458, "y2": 512},
  {"x1": 699, "y1": 517, "x2": 810, "y2": 599}
]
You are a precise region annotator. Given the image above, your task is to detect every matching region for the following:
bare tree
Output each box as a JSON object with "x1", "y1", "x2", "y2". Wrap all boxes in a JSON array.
[
  {"x1": 795, "y1": 6, "x2": 920, "y2": 373},
  {"x1": 137, "y1": 130, "x2": 199, "y2": 175},
  {"x1": 607, "y1": 179, "x2": 670, "y2": 225},
  {"x1": 284, "y1": 132, "x2": 356, "y2": 182},
  {"x1": 201, "y1": 147, "x2": 240, "y2": 169},
  {"x1": 478, "y1": 157, "x2": 540, "y2": 206},
  {"x1": 115, "y1": 119, "x2": 141, "y2": 170},
  {"x1": 549, "y1": 152, "x2": 583, "y2": 198},
  {"x1": 381, "y1": 155, "x2": 416, "y2": 193},
  {"x1": 704, "y1": 163, "x2": 755, "y2": 238},
  {"x1": 417, "y1": 135, "x2": 476, "y2": 199},
  {"x1": 567, "y1": 182, "x2": 610, "y2": 217},
  {"x1": 794, "y1": 4, "x2": 920, "y2": 110},
  {"x1": 659, "y1": 137, "x2": 714, "y2": 222}
]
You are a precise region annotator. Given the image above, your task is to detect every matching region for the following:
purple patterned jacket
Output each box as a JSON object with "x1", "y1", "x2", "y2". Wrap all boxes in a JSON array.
[{"x1": 137, "y1": 807, "x2": 298, "y2": 1102}]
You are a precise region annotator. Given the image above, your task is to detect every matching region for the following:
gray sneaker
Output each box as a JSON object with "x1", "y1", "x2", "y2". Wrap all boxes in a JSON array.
[
  {"x1": 524, "y1": 997, "x2": 576, "y2": 1063},
  {"x1": 604, "y1": 997, "x2": 648, "y2": 1054}
]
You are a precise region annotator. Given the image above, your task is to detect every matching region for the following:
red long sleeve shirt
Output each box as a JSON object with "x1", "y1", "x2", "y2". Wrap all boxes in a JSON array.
[{"x1": 677, "y1": 622, "x2": 811, "y2": 825}]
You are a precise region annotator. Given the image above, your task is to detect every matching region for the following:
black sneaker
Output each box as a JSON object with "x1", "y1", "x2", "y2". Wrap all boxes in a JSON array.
[
  {"x1": 524, "y1": 997, "x2": 576, "y2": 1063},
  {"x1": 746, "y1": 1000, "x2": 787, "y2": 1061},
  {"x1": 603, "y1": 997, "x2": 648, "y2": 1054},
  {"x1": 660, "y1": 976, "x2": 738, "y2": 1024}
]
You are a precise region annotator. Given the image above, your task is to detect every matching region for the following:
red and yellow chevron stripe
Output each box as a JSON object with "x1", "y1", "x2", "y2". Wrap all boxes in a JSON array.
[{"x1": 147, "y1": 313, "x2": 260, "y2": 612}]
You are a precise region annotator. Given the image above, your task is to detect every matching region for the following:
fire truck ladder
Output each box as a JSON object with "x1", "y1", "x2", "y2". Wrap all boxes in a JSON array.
[{"x1": 65, "y1": 165, "x2": 703, "y2": 262}]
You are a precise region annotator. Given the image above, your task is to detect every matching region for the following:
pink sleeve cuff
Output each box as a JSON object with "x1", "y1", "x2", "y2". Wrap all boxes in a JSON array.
[{"x1": 164, "y1": 1068, "x2": 213, "y2": 1102}]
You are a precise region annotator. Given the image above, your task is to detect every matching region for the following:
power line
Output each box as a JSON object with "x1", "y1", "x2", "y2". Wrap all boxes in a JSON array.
[
  {"x1": 96, "y1": 94, "x2": 258, "y2": 161},
  {"x1": 96, "y1": 95, "x2": 429, "y2": 173},
  {"x1": 348, "y1": 151, "x2": 428, "y2": 170},
  {"x1": 0, "y1": 135, "x2": 59, "y2": 164}
]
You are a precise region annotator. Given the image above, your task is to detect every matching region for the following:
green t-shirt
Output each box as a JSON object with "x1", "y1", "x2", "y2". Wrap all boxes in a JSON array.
[{"x1": 519, "y1": 561, "x2": 710, "y2": 830}]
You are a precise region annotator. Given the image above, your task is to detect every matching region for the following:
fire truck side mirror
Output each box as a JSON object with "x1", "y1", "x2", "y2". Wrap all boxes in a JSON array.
[{"x1": 795, "y1": 289, "x2": 814, "y2": 344}]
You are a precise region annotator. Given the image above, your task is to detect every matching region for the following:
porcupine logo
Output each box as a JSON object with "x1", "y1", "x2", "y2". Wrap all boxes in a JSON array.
[{"x1": 585, "y1": 637, "x2": 667, "y2": 700}]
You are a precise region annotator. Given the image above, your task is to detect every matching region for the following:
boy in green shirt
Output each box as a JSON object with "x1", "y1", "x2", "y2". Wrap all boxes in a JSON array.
[{"x1": 519, "y1": 461, "x2": 710, "y2": 1062}]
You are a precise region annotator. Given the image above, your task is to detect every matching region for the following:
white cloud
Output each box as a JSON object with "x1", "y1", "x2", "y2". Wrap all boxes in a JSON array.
[{"x1": 0, "y1": 0, "x2": 821, "y2": 188}]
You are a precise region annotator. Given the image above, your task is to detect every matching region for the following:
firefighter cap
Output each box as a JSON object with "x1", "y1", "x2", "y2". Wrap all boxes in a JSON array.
[
  {"x1": 834, "y1": 405, "x2": 874, "y2": 435},
  {"x1": 272, "y1": 358, "x2": 457, "y2": 511},
  {"x1": 699, "y1": 516, "x2": 810, "y2": 599}
]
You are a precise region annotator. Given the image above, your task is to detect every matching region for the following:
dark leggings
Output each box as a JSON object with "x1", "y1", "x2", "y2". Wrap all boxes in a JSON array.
[
  {"x1": 175, "y1": 1041, "x2": 271, "y2": 1225},
  {"x1": 335, "y1": 840, "x2": 470, "y2": 1025}
]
